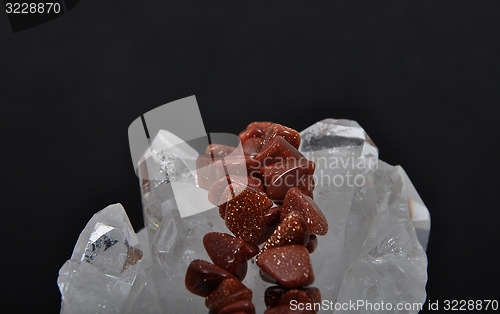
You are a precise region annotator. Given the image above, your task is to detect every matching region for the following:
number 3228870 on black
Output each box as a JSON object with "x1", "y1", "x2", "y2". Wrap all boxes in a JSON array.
[{"x1": 5, "y1": 2, "x2": 61, "y2": 14}]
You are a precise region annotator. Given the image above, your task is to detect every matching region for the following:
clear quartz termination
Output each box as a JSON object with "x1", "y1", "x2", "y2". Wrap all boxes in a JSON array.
[
  {"x1": 299, "y1": 119, "x2": 429, "y2": 313},
  {"x1": 299, "y1": 118, "x2": 430, "y2": 249},
  {"x1": 58, "y1": 119, "x2": 429, "y2": 314}
]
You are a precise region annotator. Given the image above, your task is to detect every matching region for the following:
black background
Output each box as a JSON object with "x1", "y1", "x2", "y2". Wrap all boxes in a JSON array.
[{"x1": 1, "y1": 1, "x2": 499, "y2": 312}]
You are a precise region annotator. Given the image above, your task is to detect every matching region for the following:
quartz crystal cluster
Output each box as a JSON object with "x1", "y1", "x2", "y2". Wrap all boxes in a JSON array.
[
  {"x1": 57, "y1": 204, "x2": 143, "y2": 313},
  {"x1": 58, "y1": 118, "x2": 429, "y2": 314}
]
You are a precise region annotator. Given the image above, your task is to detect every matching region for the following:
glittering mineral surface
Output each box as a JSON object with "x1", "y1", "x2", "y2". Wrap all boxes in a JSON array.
[{"x1": 58, "y1": 118, "x2": 429, "y2": 314}]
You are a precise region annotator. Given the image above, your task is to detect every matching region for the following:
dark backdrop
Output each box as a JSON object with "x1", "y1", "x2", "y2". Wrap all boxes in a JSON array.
[{"x1": 1, "y1": 1, "x2": 499, "y2": 312}]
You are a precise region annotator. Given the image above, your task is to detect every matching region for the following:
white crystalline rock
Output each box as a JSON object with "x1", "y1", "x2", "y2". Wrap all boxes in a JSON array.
[
  {"x1": 300, "y1": 118, "x2": 430, "y2": 248},
  {"x1": 300, "y1": 118, "x2": 378, "y2": 158},
  {"x1": 59, "y1": 119, "x2": 429, "y2": 313},
  {"x1": 58, "y1": 204, "x2": 143, "y2": 314},
  {"x1": 299, "y1": 119, "x2": 429, "y2": 313},
  {"x1": 334, "y1": 162, "x2": 427, "y2": 314}
]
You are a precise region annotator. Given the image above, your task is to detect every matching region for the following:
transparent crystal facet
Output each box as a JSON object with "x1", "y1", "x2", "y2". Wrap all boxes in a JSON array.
[
  {"x1": 334, "y1": 163, "x2": 428, "y2": 314},
  {"x1": 138, "y1": 130, "x2": 215, "y2": 235},
  {"x1": 299, "y1": 118, "x2": 378, "y2": 158},
  {"x1": 58, "y1": 204, "x2": 142, "y2": 313}
]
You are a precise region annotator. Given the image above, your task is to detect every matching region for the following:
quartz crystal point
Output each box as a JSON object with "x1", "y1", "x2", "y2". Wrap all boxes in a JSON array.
[
  {"x1": 130, "y1": 95, "x2": 212, "y2": 232},
  {"x1": 299, "y1": 118, "x2": 430, "y2": 249},
  {"x1": 298, "y1": 119, "x2": 429, "y2": 313},
  {"x1": 299, "y1": 118, "x2": 378, "y2": 158},
  {"x1": 138, "y1": 129, "x2": 213, "y2": 233},
  {"x1": 57, "y1": 204, "x2": 143, "y2": 314}
]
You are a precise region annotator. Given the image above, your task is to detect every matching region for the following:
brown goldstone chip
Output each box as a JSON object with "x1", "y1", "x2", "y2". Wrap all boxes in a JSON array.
[
  {"x1": 303, "y1": 287, "x2": 321, "y2": 305},
  {"x1": 239, "y1": 121, "x2": 272, "y2": 144},
  {"x1": 255, "y1": 136, "x2": 306, "y2": 166},
  {"x1": 278, "y1": 290, "x2": 312, "y2": 313},
  {"x1": 256, "y1": 245, "x2": 314, "y2": 288},
  {"x1": 306, "y1": 235, "x2": 318, "y2": 254},
  {"x1": 203, "y1": 232, "x2": 250, "y2": 280},
  {"x1": 261, "y1": 211, "x2": 310, "y2": 254},
  {"x1": 258, "y1": 160, "x2": 291, "y2": 188},
  {"x1": 221, "y1": 184, "x2": 274, "y2": 244},
  {"x1": 242, "y1": 137, "x2": 264, "y2": 157},
  {"x1": 218, "y1": 181, "x2": 266, "y2": 220},
  {"x1": 254, "y1": 205, "x2": 283, "y2": 245},
  {"x1": 205, "y1": 278, "x2": 252, "y2": 308},
  {"x1": 196, "y1": 153, "x2": 260, "y2": 191},
  {"x1": 208, "y1": 175, "x2": 264, "y2": 207},
  {"x1": 211, "y1": 299, "x2": 256, "y2": 314},
  {"x1": 261, "y1": 123, "x2": 301, "y2": 150},
  {"x1": 264, "y1": 286, "x2": 285, "y2": 309},
  {"x1": 242, "y1": 241, "x2": 260, "y2": 259},
  {"x1": 264, "y1": 304, "x2": 313, "y2": 314},
  {"x1": 282, "y1": 187, "x2": 328, "y2": 235},
  {"x1": 279, "y1": 289, "x2": 311, "y2": 306},
  {"x1": 185, "y1": 260, "x2": 235, "y2": 297},
  {"x1": 264, "y1": 286, "x2": 321, "y2": 309},
  {"x1": 224, "y1": 155, "x2": 261, "y2": 178},
  {"x1": 262, "y1": 160, "x2": 316, "y2": 201},
  {"x1": 196, "y1": 155, "x2": 226, "y2": 190},
  {"x1": 206, "y1": 144, "x2": 237, "y2": 158}
]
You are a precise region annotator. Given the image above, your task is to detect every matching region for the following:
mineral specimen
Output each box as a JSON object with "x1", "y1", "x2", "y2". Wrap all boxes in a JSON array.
[
  {"x1": 261, "y1": 211, "x2": 311, "y2": 253},
  {"x1": 58, "y1": 116, "x2": 429, "y2": 314},
  {"x1": 186, "y1": 122, "x2": 325, "y2": 312},
  {"x1": 256, "y1": 245, "x2": 315, "y2": 288},
  {"x1": 262, "y1": 123, "x2": 301, "y2": 150},
  {"x1": 57, "y1": 204, "x2": 143, "y2": 313},
  {"x1": 264, "y1": 286, "x2": 321, "y2": 309},
  {"x1": 282, "y1": 187, "x2": 329, "y2": 236},
  {"x1": 185, "y1": 259, "x2": 236, "y2": 297},
  {"x1": 203, "y1": 232, "x2": 253, "y2": 280},
  {"x1": 205, "y1": 278, "x2": 252, "y2": 308}
]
